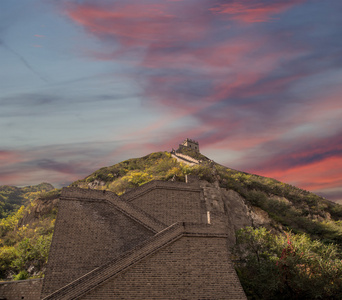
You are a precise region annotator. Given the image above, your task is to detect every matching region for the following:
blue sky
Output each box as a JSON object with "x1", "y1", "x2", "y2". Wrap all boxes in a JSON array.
[{"x1": 1, "y1": 0, "x2": 342, "y2": 202}]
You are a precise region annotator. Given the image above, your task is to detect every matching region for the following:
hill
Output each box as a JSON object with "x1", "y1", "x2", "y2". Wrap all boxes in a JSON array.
[
  {"x1": 0, "y1": 183, "x2": 57, "y2": 280},
  {"x1": 72, "y1": 149, "x2": 342, "y2": 245},
  {"x1": 1, "y1": 148, "x2": 342, "y2": 298},
  {"x1": 0, "y1": 183, "x2": 54, "y2": 219}
]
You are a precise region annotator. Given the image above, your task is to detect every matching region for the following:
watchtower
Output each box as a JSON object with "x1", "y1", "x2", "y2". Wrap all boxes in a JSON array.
[{"x1": 179, "y1": 138, "x2": 200, "y2": 152}]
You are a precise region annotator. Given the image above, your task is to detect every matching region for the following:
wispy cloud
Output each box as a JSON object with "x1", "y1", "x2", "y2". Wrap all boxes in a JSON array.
[{"x1": 0, "y1": 38, "x2": 48, "y2": 83}]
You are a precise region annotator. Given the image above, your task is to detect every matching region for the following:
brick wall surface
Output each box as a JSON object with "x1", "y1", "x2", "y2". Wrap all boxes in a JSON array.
[
  {"x1": 41, "y1": 223, "x2": 230, "y2": 300},
  {"x1": 80, "y1": 236, "x2": 247, "y2": 300},
  {"x1": 129, "y1": 188, "x2": 202, "y2": 225},
  {"x1": 62, "y1": 187, "x2": 167, "y2": 233},
  {"x1": 122, "y1": 180, "x2": 200, "y2": 201},
  {"x1": 39, "y1": 180, "x2": 247, "y2": 299},
  {"x1": 40, "y1": 198, "x2": 154, "y2": 298},
  {"x1": 0, "y1": 279, "x2": 42, "y2": 300}
]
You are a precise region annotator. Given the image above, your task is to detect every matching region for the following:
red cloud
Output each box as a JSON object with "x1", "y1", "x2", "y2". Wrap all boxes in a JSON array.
[
  {"x1": 258, "y1": 156, "x2": 342, "y2": 193},
  {"x1": 65, "y1": 1, "x2": 207, "y2": 47},
  {"x1": 210, "y1": 0, "x2": 306, "y2": 23}
]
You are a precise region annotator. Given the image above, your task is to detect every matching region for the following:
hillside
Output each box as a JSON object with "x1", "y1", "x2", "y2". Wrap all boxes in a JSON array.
[
  {"x1": 72, "y1": 149, "x2": 342, "y2": 245},
  {"x1": 0, "y1": 183, "x2": 54, "y2": 219},
  {"x1": 0, "y1": 183, "x2": 57, "y2": 280},
  {"x1": 1, "y1": 148, "x2": 342, "y2": 298}
]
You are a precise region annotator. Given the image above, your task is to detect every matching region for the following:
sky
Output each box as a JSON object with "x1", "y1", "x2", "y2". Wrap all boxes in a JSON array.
[{"x1": 1, "y1": 0, "x2": 342, "y2": 202}]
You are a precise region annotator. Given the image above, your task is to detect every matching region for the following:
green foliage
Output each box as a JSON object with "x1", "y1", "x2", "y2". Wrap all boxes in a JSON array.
[
  {"x1": 0, "y1": 206, "x2": 26, "y2": 238},
  {"x1": 39, "y1": 189, "x2": 61, "y2": 201},
  {"x1": 11, "y1": 234, "x2": 52, "y2": 275},
  {"x1": 0, "y1": 246, "x2": 17, "y2": 278},
  {"x1": 0, "y1": 196, "x2": 55, "y2": 280},
  {"x1": 0, "y1": 183, "x2": 54, "y2": 218},
  {"x1": 74, "y1": 152, "x2": 199, "y2": 194},
  {"x1": 0, "y1": 233, "x2": 52, "y2": 280},
  {"x1": 13, "y1": 270, "x2": 29, "y2": 281},
  {"x1": 233, "y1": 227, "x2": 342, "y2": 299}
]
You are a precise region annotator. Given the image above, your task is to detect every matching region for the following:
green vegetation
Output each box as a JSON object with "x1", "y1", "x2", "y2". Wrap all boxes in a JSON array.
[
  {"x1": 0, "y1": 183, "x2": 54, "y2": 218},
  {"x1": 72, "y1": 152, "x2": 194, "y2": 194},
  {"x1": 233, "y1": 227, "x2": 342, "y2": 299},
  {"x1": 0, "y1": 184, "x2": 57, "y2": 280},
  {"x1": 212, "y1": 165, "x2": 342, "y2": 245},
  {"x1": 0, "y1": 201, "x2": 56, "y2": 280}
]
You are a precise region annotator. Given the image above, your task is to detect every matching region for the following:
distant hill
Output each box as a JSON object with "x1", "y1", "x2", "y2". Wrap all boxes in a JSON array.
[{"x1": 0, "y1": 183, "x2": 54, "y2": 218}]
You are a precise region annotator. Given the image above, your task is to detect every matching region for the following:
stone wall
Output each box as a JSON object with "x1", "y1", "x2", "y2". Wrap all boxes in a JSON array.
[
  {"x1": 40, "y1": 197, "x2": 154, "y2": 298},
  {"x1": 128, "y1": 185, "x2": 203, "y2": 225},
  {"x1": 79, "y1": 235, "x2": 246, "y2": 300},
  {"x1": 171, "y1": 152, "x2": 199, "y2": 166},
  {"x1": 40, "y1": 179, "x2": 247, "y2": 299},
  {"x1": 0, "y1": 279, "x2": 42, "y2": 300}
]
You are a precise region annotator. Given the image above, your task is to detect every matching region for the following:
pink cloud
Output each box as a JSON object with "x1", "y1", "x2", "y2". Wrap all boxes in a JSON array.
[
  {"x1": 65, "y1": 1, "x2": 208, "y2": 47},
  {"x1": 0, "y1": 150, "x2": 21, "y2": 164},
  {"x1": 0, "y1": 173, "x2": 20, "y2": 185},
  {"x1": 210, "y1": 0, "x2": 306, "y2": 23},
  {"x1": 63, "y1": 0, "x2": 305, "y2": 117},
  {"x1": 258, "y1": 156, "x2": 342, "y2": 192}
]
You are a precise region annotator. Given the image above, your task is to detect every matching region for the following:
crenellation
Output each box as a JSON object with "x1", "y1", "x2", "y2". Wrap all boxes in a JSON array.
[{"x1": 178, "y1": 138, "x2": 200, "y2": 153}]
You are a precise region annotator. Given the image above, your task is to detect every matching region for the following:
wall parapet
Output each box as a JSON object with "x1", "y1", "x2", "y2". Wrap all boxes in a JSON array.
[
  {"x1": 0, "y1": 278, "x2": 43, "y2": 300},
  {"x1": 61, "y1": 187, "x2": 119, "y2": 201},
  {"x1": 171, "y1": 152, "x2": 200, "y2": 165},
  {"x1": 121, "y1": 180, "x2": 201, "y2": 202},
  {"x1": 61, "y1": 187, "x2": 167, "y2": 233}
]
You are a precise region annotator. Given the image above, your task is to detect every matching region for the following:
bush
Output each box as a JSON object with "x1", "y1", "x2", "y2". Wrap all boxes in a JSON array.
[
  {"x1": 233, "y1": 227, "x2": 342, "y2": 299},
  {"x1": 13, "y1": 270, "x2": 29, "y2": 281}
]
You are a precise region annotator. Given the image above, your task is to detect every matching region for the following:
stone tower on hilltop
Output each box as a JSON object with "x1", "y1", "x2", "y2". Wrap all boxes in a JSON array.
[{"x1": 178, "y1": 138, "x2": 199, "y2": 152}]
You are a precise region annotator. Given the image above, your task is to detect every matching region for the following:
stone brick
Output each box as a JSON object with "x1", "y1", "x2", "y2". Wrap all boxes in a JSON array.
[
  {"x1": 80, "y1": 236, "x2": 245, "y2": 300},
  {"x1": 0, "y1": 279, "x2": 42, "y2": 300},
  {"x1": 40, "y1": 197, "x2": 154, "y2": 298}
]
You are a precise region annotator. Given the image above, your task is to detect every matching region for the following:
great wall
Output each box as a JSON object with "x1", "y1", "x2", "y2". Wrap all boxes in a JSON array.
[{"x1": 0, "y1": 139, "x2": 250, "y2": 300}]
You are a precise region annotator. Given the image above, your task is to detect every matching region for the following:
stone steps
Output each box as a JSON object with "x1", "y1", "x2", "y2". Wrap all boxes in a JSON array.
[
  {"x1": 171, "y1": 152, "x2": 199, "y2": 166},
  {"x1": 42, "y1": 222, "x2": 228, "y2": 300},
  {"x1": 61, "y1": 187, "x2": 166, "y2": 233}
]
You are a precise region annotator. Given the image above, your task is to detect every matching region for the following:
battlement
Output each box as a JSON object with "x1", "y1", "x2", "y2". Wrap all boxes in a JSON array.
[{"x1": 178, "y1": 138, "x2": 200, "y2": 152}]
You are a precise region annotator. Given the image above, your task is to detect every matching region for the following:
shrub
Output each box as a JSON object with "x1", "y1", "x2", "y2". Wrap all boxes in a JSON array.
[{"x1": 233, "y1": 227, "x2": 342, "y2": 299}]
